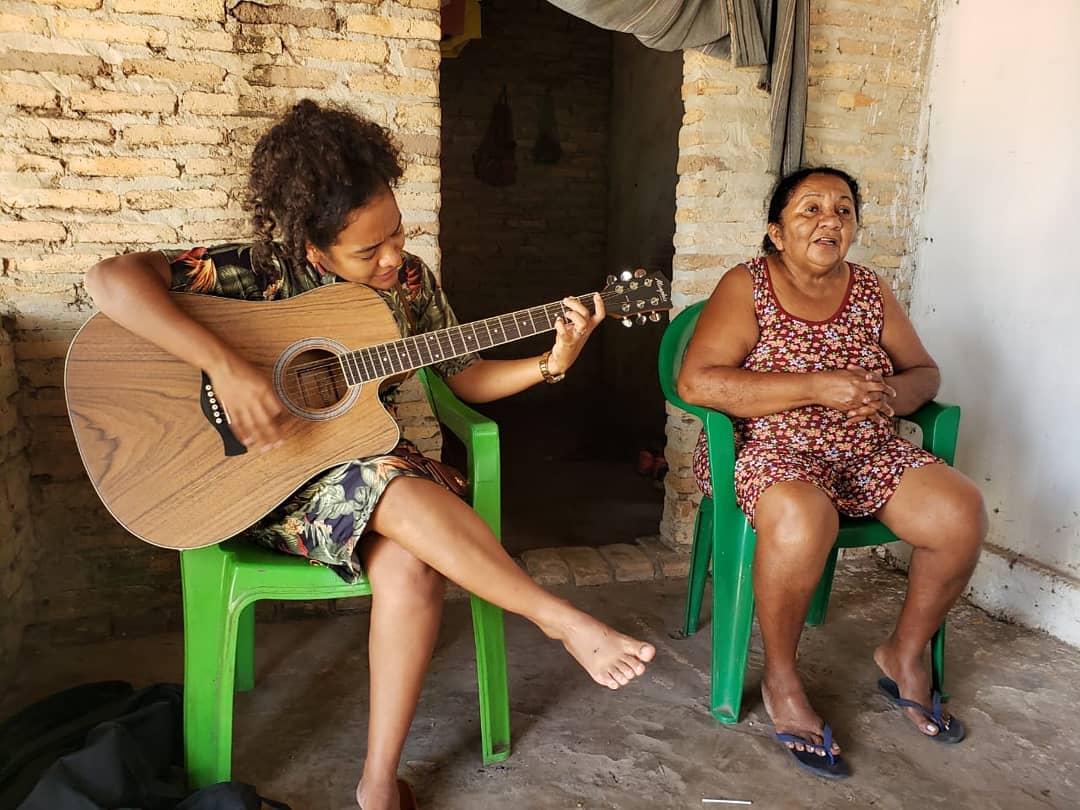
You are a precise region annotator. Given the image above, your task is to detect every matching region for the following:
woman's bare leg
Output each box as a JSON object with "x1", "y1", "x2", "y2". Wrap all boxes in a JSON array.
[
  {"x1": 873, "y1": 464, "x2": 986, "y2": 735},
  {"x1": 355, "y1": 533, "x2": 444, "y2": 810},
  {"x1": 369, "y1": 477, "x2": 655, "y2": 690},
  {"x1": 753, "y1": 481, "x2": 841, "y2": 755}
]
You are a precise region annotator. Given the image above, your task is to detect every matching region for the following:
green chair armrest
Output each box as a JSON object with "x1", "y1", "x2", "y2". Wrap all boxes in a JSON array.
[
  {"x1": 901, "y1": 400, "x2": 961, "y2": 466},
  {"x1": 417, "y1": 368, "x2": 501, "y2": 538}
]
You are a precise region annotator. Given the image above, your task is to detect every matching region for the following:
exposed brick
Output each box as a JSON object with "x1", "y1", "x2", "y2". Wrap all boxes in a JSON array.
[
  {"x1": 5, "y1": 189, "x2": 120, "y2": 212},
  {"x1": 396, "y1": 102, "x2": 439, "y2": 130},
  {"x1": 32, "y1": 0, "x2": 102, "y2": 7},
  {"x1": 0, "y1": 83, "x2": 58, "y2": 110},
  {"x1": 123, "y1": 189, "x2": 229, "y2": 210},
  {"x1": 291, "y1": 37, "x2": 389, "y2": 64},
  {"x1": 69, "y1": 156, "x2": 179, "y2": 177},
  {"x1": 0, "y1": 221, "x2": 67, "y2": 242},
  {"x1": 122, "y1": 58, "x2": 226, "y2": 87},
  {"x1": 246, "y1": 64, "x2": 337, "y2": 89},
  {"x1": 597, "y1": 543, "x2": 656, "y2": 583},
  {"x1": 55, "y1": 18, "x2": 167, "y2": 47},
  {"x1": 0, "y1": 51, "x2": 106, "y2": 77},
  {"x1": 180, "y1": 91, "x2": 239, "y2": 116},
  {"x1": 0, "y1": 14, "x2": 50, "y2": 34},
  {"x1": 112, "y1": 0, "x2": 223, "y2": 20},
  {"x1": 349, "y1": 73, "x2": 437, "y2": 98},
  {"x1": 681, "y1": 79, "x2": 739, "y2": 98},
  {"x1": 173, "y1": 29, "x2": 232, "y2": 51},
  {"x1": 180, "y1": 218, "x2": 250, "y2": 242},
  {"x1": 41, "y1": 118, "x2": 114, "y2": 142},
  {"x1": 401, "y1": 48, "x2": 439, "y2": 71},
  {"x1": 183, "y1": 157, "x2": 243, "y2": 176},
  {"x1": 70, "y1": 91, "x2": 176, "y2": 114},
  {"x1": 233, "y1": 2, "x2": 336, "y2": 29},
  {"x1": 345, "y1": 14, "x2": 441, "y2": 40},
  {"x1": 71, "y1": 222, "x2": 176, "y2": 244},
  {"x1": 558, "y1": 547, "x2": 612, "y2": 587},
  {"x1": 0, "y1": 153, "x2": 64, "y2": 175},
  {"x1": 123, "y1": 124, "x2": 225, "y2": 146},
  {"x1": 520, "y1": 548, "x2": 570, "y2": 586}
]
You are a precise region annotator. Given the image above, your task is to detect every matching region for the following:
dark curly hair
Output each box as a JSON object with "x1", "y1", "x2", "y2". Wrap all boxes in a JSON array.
[
  {"x1": 762, "y1": 166, "x2": 861, "y2": 254},
  {"x1": 246, "y1": 99, "x2": 404, "y2": 271}
]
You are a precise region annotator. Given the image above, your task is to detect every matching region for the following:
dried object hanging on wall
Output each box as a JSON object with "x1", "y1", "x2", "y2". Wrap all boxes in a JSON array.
[
  {"x1": 533, "y1": 86, "x2": 562, "y2": 165},
  {"x1": 473, "y1": 85, "x2": 517, "y2": 186}
]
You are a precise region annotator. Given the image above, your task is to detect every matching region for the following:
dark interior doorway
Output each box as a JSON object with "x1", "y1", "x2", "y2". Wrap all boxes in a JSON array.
[{"x1": 439, "y1": 0, "x2": 681, "y2": 555}]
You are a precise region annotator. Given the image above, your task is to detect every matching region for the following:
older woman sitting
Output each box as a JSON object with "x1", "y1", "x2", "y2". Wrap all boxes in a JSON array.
[{"x1": 677, "y1": 167, "x2": 986, "y2": 778}]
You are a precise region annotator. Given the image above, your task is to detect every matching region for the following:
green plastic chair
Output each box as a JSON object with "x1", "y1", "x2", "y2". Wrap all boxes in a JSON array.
[
  {"x1": 180, "y1": 368, "x2": 511, "y2": 789},
  {"x1": 659, "y1": 301, "x2": 958, "y2": 724}
]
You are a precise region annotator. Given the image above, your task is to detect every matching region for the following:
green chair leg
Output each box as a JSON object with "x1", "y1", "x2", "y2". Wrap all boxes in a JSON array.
[
  {"x1": 805, "y1": 547, "x2": 840, "y2": 627},
  {"x1": 931, "y1": 622, "x2": 946, "y2": 698},
  {"x1": 709, "y1": 514, "x2": 757, "y2": 725},
  {"x1": 684, "y1": 500, "x2": 714, "y2": 637},
  {"x1": 469, "y1": 595, "x2": 511, "y2": 764},
  {"x1": 235, "y1": 603, "x2": 255, "y2": 693},
  {"x1": 182, "y1": 546, "x2": 243, "y2": 789}
]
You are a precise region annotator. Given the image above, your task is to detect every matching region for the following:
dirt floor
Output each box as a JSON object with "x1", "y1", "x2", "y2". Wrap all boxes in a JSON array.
[{"x1": 7, "y1": 558, "x2": 1079, "y2": 809}]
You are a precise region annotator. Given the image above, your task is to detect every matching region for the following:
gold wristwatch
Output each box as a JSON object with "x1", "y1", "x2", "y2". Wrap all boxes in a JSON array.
[{"x1": 538, "y1": 351, "x2": 565, "y2": 383}]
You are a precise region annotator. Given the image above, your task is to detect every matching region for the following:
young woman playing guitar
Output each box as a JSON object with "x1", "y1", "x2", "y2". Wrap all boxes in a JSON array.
[{"x1": 84, "y1": 100, "x2": 655, "y2": 810}]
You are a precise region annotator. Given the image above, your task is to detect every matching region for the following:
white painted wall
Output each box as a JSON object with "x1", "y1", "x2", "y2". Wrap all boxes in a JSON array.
[{"x1": 913, "y1": 0, "x2": 1080, "y2": 644}]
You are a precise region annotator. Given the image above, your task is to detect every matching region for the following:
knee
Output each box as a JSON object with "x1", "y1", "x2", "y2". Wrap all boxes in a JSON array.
[
  {"x1": 371, "y1": 545, "x2": 445, "y2": 605},
  {"x1": 947, "y1": 478, "x2": 989, "y2": 551},
  {"x1": 755, "y1": 482, "x2": 839, "y2": 558}
]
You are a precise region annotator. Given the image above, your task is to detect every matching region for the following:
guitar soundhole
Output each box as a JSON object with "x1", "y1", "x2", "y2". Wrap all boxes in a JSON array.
[{"x1": 280, "y1": 348, "x2": 349, "y2": 412}]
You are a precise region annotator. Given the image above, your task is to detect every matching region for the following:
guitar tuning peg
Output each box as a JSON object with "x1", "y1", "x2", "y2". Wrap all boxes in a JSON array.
[
  {"x1": 649, "y1": 311, "x2": 662, "y2": 322},
  {"x1": 633, "y1": 268, "x2": 646, "y2": 278},
  {"x1": 635, "y1": 313, "x2": 648, "y2": 326},
  {"x1": 621, "y1": 317, "x2": 633, "y2": 328},
  {"x1": 605, "y1": 274, "x2": 616, "y2": 286},
  {"x1": 619, "y1": 269, "x2": 633, "y2": 282}
]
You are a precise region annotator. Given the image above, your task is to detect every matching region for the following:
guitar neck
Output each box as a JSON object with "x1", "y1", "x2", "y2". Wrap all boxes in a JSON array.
[{"x1": 339, "y1": 293, "x2": 597, "y2": 385}]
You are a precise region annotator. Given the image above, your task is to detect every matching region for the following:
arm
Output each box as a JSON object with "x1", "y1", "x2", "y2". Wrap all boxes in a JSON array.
[
  {"x1": 878, "y1": 280, "x2": 940, "y2": 415},
  {"x1": 445, "y1": 293, "x2": 605, "y2": 403},
  {"x1": 84, "y1": 251, "x2": 294, "y2": 450}
]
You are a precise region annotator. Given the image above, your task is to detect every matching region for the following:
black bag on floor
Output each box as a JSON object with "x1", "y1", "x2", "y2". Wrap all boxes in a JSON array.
[{"x1": 1, "y1": 681, "x2": 289, "y2": 810}]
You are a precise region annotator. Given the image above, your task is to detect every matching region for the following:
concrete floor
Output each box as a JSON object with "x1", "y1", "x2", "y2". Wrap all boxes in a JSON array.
[{"x1": 8, "y1": 558, "x2": 1079, "y2": 809}]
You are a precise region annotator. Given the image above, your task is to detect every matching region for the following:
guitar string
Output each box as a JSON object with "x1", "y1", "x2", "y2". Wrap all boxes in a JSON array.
[{"x1": 275, "y1": 286, "x2": 666, "y2": 395}]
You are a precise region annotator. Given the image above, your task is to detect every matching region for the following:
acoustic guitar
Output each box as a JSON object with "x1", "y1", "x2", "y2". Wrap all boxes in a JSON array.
[{"x1": 65, "y1": 270, "x2": 671, "y2": 549}]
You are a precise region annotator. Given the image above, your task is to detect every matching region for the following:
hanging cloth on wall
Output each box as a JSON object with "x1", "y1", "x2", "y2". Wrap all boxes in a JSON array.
[
  {"x1": 533, "y1": 87, "x2": 562, "y2": 165},
  {"x1": 473, "y1": 85, "x2": 517, "y2": 186},
  {"x1": 544, "y1": 0, "x2": 808, "y2": 175}
]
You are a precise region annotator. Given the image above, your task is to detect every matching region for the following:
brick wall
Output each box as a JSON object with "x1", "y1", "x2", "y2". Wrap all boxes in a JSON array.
[
  {"x1": 0, "y1": 319, "x2": 35, "y2": 689},
  {"x1": 661, "y1": 0, "x2": 938, "y2": 548},
  {"x1": 0, "y1": 0, "x2": 443, "y2": 643},
  {"x1": 438, "y1": 0, "x2": 611, "y2": 456}
]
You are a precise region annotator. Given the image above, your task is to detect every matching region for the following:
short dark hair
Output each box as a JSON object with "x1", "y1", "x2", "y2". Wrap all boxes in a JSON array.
[
  {"x1": 762, "y1": 166, "x2": 861, "y2": 254},
  {"x1": 245, "y1": 99, "x2": 404, "y2": 271}
]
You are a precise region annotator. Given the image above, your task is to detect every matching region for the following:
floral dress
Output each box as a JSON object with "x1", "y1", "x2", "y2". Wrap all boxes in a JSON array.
[
  {"x1": 692, "y1": 256, "x2": 942, "y2": 526},
  {"x1": 161, "y1": 243, "x2": 478, "y2": 582}
]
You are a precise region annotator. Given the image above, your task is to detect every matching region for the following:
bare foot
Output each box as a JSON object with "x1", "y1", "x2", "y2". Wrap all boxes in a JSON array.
[
  {"x1": 546, "y1": 608, "x2": 655, "y2": 689},
  {"x1": 761, "y1": 669, "x2": 841, "y2": 757},
  {"x1": 874, "y1": 640, "x2": 951, "y2": 737},
  {"x1": 356, "y1": 777, "x2": 398, "y2": 810}
]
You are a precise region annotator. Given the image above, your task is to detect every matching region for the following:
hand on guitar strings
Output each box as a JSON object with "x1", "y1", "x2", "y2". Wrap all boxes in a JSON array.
[
  {"x1": 548, "y1": 292, "x2": 605, "y2": 377},
  {"x1": 210, "y1": 354, "x2": 300, "y2": 452}
]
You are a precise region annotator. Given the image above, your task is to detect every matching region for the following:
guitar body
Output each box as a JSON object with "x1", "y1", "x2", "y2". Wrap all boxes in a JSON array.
[{"x1": 65, "y1": 284, "x2": 402, "y2": 549}]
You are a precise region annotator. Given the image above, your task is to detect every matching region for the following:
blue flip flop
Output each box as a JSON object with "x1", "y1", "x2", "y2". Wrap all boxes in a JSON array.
[
  {"x1": 877, "y1": 677, "x2": 966, "y2": 744},
  {"x1": 775, "y1": 723, "x2": 851, "y2": 779}
]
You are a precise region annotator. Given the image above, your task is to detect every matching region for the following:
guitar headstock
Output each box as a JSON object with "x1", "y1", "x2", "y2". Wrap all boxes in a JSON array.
[{"x1": 600, "y1": 269, "x2": 672, "y2": 327}]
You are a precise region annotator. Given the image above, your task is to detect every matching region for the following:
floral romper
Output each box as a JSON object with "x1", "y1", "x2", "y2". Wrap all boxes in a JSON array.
[
  {"x1": 161, "y1": 243, "x2": 478, "y2": 582},
  {"x1": 692, "y1": 256, "x2": 942, "y2": 526}
]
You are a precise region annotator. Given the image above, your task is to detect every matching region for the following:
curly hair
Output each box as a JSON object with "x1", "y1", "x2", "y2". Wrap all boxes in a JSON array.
[
  {"x1": 245, "y1": 99, "x2": 404, "y2": 271},
  {"x1": 762, "y1": 166, "x2": 861, "y2": 255}
]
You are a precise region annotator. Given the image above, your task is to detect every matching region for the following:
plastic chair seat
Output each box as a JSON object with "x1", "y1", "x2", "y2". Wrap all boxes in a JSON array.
[{"x1": 180, "y1": 369, "x2": 510, "y2": 788}]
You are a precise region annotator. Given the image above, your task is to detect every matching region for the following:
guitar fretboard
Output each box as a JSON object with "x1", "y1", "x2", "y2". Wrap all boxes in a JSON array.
[{"x1": 339, "y1": 295, "x2": 594, "y2": 385}]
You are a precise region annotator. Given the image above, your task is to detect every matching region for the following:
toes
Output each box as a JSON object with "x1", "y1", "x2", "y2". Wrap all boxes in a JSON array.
[{"x1": 638, "y1": 642, "x2": 656, "y2": 662}]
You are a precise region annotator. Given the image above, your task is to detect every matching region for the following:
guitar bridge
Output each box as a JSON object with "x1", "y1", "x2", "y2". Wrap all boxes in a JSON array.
[{"x1": 200, "y1": 372, "x2": 247, "y2": 457}]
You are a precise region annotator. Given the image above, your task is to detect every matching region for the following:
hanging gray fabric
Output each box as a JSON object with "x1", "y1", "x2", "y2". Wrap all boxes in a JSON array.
[
  {"x1": 546, "y1": 0, "x2": 807, "y2": 175},
  {"x1": 544, "y1": 0, "x2": 731, "y2": 55}
]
